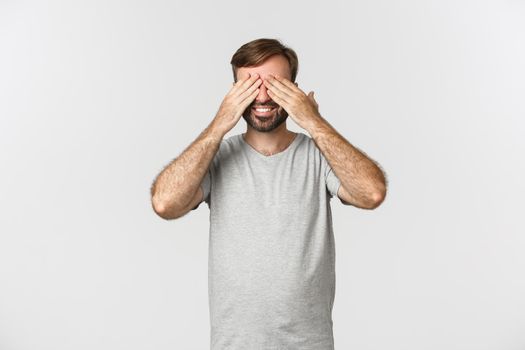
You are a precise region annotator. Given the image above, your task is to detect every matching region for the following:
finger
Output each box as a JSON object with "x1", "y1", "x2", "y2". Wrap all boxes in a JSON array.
[
  {"x1": 238, "y1": 79, "x2": 262, "y2": 101},
  {"x1": 233, "y1": 73, "x2": 260, "y2": 97},
  {"x1": 230, "y1": 73, "x2": 249, "y2": 89},
  {"x1": 308, "y1": 91, "x2": 315, "y2": 100},
  {"x1": 311, "y1": 91, "x2": 319, "y2": 106},
  {"x1": 240, "y1": 88, "x2": 261, "y2": 109},
  {"x1": 228, "y1": 73, "x2": 254, "y2": 95},
  {"x1": 265, "y1": 75, "x2": 295, "y2": 97},
  {"x1": 266, "y1": 83, "x2": 292, "y2": 105},
  {"x1": 237, "y1": 72, "x2": 253, "y2": 85},
  {"x1": 267, "y1": 89, "x2": 287, "y2": 106},
  {"x1": 274, "y1": 75, "x2": 299, "y2": 93}
]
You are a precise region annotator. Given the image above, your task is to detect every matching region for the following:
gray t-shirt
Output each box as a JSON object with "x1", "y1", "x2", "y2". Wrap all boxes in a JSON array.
[{"x1": 197, "y1": 131, "x2": 342, "y2": 350}]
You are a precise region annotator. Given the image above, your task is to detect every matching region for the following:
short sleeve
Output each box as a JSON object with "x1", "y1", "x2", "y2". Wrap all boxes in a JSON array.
[
  {"x1": 201, "y1": 168, "x2": 211, "y2": 204},
  {"x1": 191, "y1": 168, "x2": 211, "y2": 210},
  {"x1": 321, "y1": 153, "x2": 341, "y2": 199},
  {"x1": 190, "y1": 139, "x2": 224, "y2": 210}
]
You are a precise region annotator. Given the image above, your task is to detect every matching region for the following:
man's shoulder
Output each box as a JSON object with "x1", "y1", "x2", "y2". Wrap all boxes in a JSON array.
[
  {"x1": 296, "y1": 132, "x2": 318, "y2": 153},
  {"x1": 222, "y1": 133, "x2": 241, "y2": 145},
  {"x1": 208, "y1": 134, "x2": 243, "y2": 167},
  {"x1": 218, "y1": 133, "x2": 242, "y2": 154}
]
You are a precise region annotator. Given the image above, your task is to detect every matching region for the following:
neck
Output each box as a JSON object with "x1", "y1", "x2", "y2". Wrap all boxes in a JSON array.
[{"x1": 243, "y1": 124, "x2": 297, "y2": 156}]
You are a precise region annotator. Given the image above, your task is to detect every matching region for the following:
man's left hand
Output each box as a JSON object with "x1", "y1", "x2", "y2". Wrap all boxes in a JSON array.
[{"x1": 263, "y1": 74, "x2": 321, "y2": 130}]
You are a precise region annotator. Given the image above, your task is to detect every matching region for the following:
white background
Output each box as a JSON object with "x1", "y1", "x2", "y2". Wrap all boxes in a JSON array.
[{"x1": 1, "y1": 0, "x2": 524, "y2": 349}]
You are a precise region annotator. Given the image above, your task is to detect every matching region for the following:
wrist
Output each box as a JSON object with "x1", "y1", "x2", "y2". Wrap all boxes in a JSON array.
[{"x1": 207, "y1": 119, "x2": 227, "y2": 141}]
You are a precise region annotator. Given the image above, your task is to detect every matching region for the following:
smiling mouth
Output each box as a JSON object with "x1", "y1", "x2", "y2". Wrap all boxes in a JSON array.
[{"x1": 252, "y1": 106, "x2": 277, "y2": 117}]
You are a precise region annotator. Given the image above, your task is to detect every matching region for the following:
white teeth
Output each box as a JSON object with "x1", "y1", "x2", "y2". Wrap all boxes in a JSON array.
[{"x1": 255, "y1": 108, "x2": 273, "y2": 112}]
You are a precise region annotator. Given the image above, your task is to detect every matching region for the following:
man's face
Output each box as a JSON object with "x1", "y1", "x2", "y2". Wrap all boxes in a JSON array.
[{"x1": 236, "y1": 54, "x2": 296, "y2": 132}]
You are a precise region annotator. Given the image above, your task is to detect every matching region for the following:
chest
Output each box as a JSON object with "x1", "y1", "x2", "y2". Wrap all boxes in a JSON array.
[{"x1": 211, "y1": 154, "x2": 325, "y2": 220}]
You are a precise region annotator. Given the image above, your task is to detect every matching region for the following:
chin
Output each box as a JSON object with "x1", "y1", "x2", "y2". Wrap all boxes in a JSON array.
[{"x1": 242, "y1": 110, "x2": 288, "y2": 132}]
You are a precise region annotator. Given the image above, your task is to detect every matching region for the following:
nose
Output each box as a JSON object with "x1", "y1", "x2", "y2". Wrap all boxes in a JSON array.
[{"x1": 255, "y1": 82, "x2": 272, "y2": 104}]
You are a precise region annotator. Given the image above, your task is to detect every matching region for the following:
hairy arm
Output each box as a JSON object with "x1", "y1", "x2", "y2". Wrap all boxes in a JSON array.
[
  {"x1": 307, "y1": 115, "x2": 387, "y2": 209},
  {"x1": 150, "y1": 121, "x2": 225, "y2": 219},
  {"x1": 150, "y1": 72, "x2": 267, "y2": 219}
]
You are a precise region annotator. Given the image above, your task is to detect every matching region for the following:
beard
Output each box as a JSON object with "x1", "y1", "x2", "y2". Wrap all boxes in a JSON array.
[{"x1": 242, "y1": 104, "x2": 289, "y2": 132}]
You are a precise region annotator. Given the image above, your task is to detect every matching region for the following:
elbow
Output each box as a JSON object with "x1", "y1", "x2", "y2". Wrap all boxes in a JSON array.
[
  {"x1": 368, "y1": 185, "x2": 386, "y2": 209},
  {"x1": 151, "y1": 196, "x2": 182, "y2": 220},
  {"x1": 151, "y1": 197, "x2": 170, "y2": 219}
]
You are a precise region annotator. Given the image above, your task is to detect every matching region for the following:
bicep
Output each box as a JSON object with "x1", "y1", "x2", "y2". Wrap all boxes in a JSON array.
[{"x1": 323, "y1": 154, "x2": 354, "y2": 206}]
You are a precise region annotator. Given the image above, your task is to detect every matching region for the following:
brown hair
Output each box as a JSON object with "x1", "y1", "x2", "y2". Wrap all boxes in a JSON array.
[{"x1": 230, "y1": 38, "x2": 299, "y2": 83}]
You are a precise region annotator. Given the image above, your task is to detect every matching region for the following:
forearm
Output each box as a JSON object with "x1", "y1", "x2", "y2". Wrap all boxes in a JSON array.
[
  {"x1": 306, "y1": 114, "x2": 387, "y2": 205},
  {"x1": 151, "y1": 120, "x2": 225, "y2": 214}
]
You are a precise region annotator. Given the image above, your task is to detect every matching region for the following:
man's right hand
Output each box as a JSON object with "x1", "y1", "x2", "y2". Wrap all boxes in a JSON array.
[{"x1": 212, "y1": 73, "x2": 262, "y2": 135}]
